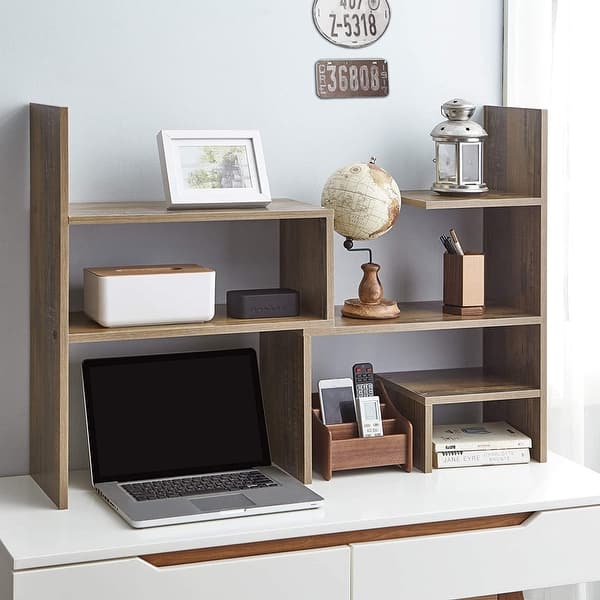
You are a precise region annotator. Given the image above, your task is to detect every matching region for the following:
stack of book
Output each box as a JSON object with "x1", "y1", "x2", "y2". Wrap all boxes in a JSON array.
[{"x1": 432, "y1": 421, "x2": 532, "y2": 469}]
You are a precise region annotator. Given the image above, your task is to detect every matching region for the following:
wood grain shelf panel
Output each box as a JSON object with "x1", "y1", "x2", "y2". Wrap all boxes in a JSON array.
[
  {"x1": 309, "y1": 303, "x2": 541, "y2": 336},
  {"x1": 68, "y1": 198, "x2": 330, "y2": 225},
  {"x1": 376, "y1": 368, "x2": 541, "y2": 406},
  {"x1": 30, "y1": 103, "x2": 69, "y2": 509},
  {"x1": 401, "y1": 190, "x2": 541, "y2": 210},
  {"x1": 69, "y1": 307, "x2": 331, "y2": 343}
]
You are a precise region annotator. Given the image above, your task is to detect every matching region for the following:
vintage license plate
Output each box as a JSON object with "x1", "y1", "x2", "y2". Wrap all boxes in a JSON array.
[
  {"x1": 313, "y1": 0, "x2": 391, "y2": 48},
  {"x1": 315, "y1": 59, "x2": 389, "y2": 99}
]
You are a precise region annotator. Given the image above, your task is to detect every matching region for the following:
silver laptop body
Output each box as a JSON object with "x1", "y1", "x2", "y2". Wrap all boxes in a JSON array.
[{"x1": 82, "y1": 348, "x2": 322, "y2": 528}]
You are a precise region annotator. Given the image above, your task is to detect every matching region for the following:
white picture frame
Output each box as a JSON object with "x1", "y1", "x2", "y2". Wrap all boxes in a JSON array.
[{"x1": 157, "y1": 129, "x2": 271, "y2": 209}]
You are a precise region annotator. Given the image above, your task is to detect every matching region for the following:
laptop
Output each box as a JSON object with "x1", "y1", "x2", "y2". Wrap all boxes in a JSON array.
[{"x1": 82, "y1": 348, "x2": 323, "y2": 528}]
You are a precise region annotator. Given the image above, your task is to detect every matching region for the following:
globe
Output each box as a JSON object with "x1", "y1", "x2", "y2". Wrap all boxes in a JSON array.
[{"x1": 321, "y1": 161, "x2": 401, "y2": 240}]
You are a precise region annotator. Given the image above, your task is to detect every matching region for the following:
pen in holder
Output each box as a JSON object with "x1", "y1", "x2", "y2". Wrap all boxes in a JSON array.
[{"x1": 443, "y1": 252, "x2": 485, "y2": 316}]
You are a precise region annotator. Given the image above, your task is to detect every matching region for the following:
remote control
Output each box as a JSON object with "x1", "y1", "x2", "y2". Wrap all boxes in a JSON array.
[
  {"x1": 353, "y1": 362, "x2": 374, "y2": 398},
  {"x1": 355, "y1": 395, "x2": 384, "y2": 437}
]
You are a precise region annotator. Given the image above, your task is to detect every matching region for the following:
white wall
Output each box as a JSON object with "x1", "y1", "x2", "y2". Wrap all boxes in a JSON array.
[{"x1": 0, "y1": 0, "x2": 503, "y2": 475}]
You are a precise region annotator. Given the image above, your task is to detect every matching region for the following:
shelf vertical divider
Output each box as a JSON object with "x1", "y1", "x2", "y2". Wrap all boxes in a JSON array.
[
  {"x1": 280, "y1": 216, "x2": 334, "y2": 321},
  {"x1": 482, "y1": 106, "x2": 548, "y2": 462},
  {"x1": 260, "y1": 330, "x2": 312, "y2": 483},
  {"x1": 29, "y1": 104, "x2": 70, "y2": 508}
]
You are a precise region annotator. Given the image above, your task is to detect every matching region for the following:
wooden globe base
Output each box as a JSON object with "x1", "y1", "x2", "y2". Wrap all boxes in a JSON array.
[{"x1": 342, "y1": 298, "x2": 401, "y2": 320}]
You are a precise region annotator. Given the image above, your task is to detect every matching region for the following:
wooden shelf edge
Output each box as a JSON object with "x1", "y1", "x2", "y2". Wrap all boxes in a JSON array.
[
  {"x1": 69, "y1": 310, "x2": 333, "y2": 343},
  {"x1": 401, "y1": 190, "x2": 542, "y2": 210},
  {"x1": 377, "y1": 368, "x2": 541, "y2": 406},
  {"x1": 418, "y1": 388, "x2": 541, "y2": 406},
  {"x1": 69, "y1": 303, "x2": 542, "y2": 342},
  {"x1": 377, "y1": 367, "x2": 541, "y2": 407},
  {"x1": 68, "y1": 198, "x2": 332, "y2": 225},
  {"x1": 307, "y1": 303, "x2": 542, "y2": 336}
]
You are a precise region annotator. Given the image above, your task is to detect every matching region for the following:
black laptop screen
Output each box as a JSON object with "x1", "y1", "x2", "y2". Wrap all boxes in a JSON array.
[{"x1": 82, "y1": 349, "x2": 271, "y2": 483}]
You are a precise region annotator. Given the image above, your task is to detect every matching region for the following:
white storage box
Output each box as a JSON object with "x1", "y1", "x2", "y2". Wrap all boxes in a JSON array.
[{"x1": 83, "y1": 264, "x2": 215, "y2": 327}]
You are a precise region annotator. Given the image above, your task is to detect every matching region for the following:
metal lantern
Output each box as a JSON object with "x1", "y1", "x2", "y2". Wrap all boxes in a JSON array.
[{"x1": 431, "y1": 98, "x2": 488, "y2": 194}]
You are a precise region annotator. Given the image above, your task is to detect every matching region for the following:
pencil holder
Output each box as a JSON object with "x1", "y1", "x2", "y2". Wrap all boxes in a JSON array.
[{"x1": 443, "y1": 252, "x2": 485, "y2": 315}]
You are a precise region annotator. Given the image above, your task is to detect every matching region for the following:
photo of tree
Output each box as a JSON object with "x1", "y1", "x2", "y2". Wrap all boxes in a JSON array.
[{"x1": 179, "y1": 145, "x2": 252, "y2": 190}]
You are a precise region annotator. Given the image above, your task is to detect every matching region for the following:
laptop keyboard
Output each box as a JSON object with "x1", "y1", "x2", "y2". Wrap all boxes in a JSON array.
[{"x1": 122, "y1": 470, "x2": 278, "y2": 502}]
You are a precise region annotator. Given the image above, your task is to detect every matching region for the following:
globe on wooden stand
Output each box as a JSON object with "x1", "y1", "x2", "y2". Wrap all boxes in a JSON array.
[{"x1": 321, "y1": 158, "x2": 401, "y2": 320}]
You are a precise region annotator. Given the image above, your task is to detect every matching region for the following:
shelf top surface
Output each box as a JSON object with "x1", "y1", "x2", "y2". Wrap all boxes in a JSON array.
[
  {"x1": 401, "y1": 190, "x2": 542, "y2": 210},
  {"x1": 69, "y1": 303, "x2": 541, "y2": 344},
  {"x1": 377, "y1": 367, "x2": 541, "y2": 405},
  {"x1": 68, "y1": 198, "x2": 331, "y2": 225},
  {"x1": 69, "y1": 308, "x2": 330, "y2": 343},
  {"x1": 309, "y1": 303, "x2": 541, "y2": 336},
  {"x1": 0, "y1": 453, "x2": 599, "y2": 570}
]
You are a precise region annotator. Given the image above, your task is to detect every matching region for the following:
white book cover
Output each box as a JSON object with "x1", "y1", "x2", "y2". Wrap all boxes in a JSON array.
[
  {"x1": 432, "y1": 421, "x2": 532, "y2": 452},
  {"x1": 434, "y1": 448, "x2": 530, "y2": 469}
]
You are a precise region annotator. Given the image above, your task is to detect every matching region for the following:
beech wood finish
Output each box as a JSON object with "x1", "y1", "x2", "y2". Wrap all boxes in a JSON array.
[
  {"x1": 401, "y1": 189, "x2": 540, "y2": 210},
  {"x1": 68, "y1": 198, "x2": 330, "y2": 224},
  {"x1": 29, "y1": 104, "x2": 547, "y2": 506},
  {"x1": 29, "y1": 104, "x2": 69, "y2": 509},
  {"x1": 378, "y1": 363, "x2": 544, "y2": 473},
  {"x1": 482, "y1": 106, "x2": 547, "y2": 461},
  {"x1": 280, "y1": 217, "x2": 333, "y2": 321},
  {"x1": 310, "y1": 302, "x2": 541, "y2": 336},
  {"x1": 140, "y1": 512, "x2": 532, "y2": 567},
  {"x1": 376, "y1": 367, "x2": 541, "y2": 406},
  {"x1": 260, "y1": 331, "x2": 312, "y2": 482},
  {"x1": 69, "y1": 307, "x2": 326, "y2": 343},
  {"x1": 69, "y1": 303, "x2": 541, "y2": 343}
]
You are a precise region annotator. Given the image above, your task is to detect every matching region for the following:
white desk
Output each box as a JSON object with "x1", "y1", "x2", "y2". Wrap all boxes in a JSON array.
[{"x1": 1, "y1": 453, "x2": 600, "y2": 599}]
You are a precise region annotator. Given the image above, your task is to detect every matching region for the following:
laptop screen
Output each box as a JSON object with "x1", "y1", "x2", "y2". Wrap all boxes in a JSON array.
[{"x1": 82, "y1": 348, "x2": 271, "y2": 484}]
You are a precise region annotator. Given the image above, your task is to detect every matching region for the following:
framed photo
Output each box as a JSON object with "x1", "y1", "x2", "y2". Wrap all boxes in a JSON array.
[{"x1": 157, "y1": 130, "x2": 271, "y2": 209}]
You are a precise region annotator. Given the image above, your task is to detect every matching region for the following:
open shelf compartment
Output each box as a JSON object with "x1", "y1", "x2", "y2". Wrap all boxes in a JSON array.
[{"x1": 376, "y1": 324, "x2": 545, "y2": 473}]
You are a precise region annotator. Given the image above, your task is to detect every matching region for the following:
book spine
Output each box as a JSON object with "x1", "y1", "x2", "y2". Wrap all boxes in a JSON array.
[
  {"x1": 433, "y1": 439, "x2": 532, "y2": 452},
  {"x1": 434, "y1": 448, "x2": 530, "y2": 468}
]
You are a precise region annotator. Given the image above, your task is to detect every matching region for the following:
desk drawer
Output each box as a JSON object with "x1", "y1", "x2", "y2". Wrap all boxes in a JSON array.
[
  {"x1": 14, "y1": 546, "x2": 350, "y2": 600},
  {"x1": 351, "y1": 506, "x2": 600, "y2": 600}
]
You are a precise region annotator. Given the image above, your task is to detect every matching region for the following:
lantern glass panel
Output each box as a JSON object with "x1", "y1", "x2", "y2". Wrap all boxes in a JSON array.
[
  {"x1": 460, "y1": 143, "x2": 481, "y2": 184},
  {"x1": 437, "y1": 143, "x2": 457, "y2": 183}
]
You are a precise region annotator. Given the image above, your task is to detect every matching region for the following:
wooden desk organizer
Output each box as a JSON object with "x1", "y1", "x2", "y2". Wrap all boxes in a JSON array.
[
  {"x1": 443, "y1": 252, "x2": 485, "y2": 316},
  {"x1": 312, "y1": 383, "x2": 413, "y2": 480}
]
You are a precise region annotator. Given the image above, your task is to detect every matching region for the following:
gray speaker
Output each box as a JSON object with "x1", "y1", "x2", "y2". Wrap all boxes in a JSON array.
[{"x1": 226, "y1": 288, "x2": 300, "y2": 319}]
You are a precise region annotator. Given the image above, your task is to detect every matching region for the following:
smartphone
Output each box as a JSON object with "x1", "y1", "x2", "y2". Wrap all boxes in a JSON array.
[{"x1": 318, "y1": 378, "x2": 357, "y2": 425}]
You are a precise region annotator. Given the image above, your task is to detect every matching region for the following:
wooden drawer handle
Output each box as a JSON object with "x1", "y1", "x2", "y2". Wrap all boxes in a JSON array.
[{"x1": 141, "y1": 512, "x2": 532, "y2": 567}]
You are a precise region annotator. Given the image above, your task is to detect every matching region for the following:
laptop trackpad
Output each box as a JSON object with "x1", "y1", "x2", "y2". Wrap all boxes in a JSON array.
[{"x1": 191, "y1": 494, "x2": 256, "y2": 513}]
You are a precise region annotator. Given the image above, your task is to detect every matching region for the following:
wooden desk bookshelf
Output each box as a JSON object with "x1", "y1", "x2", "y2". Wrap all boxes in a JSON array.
[{"x1": 29, "y1": 103, "x2": 547, "y2": 509}]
